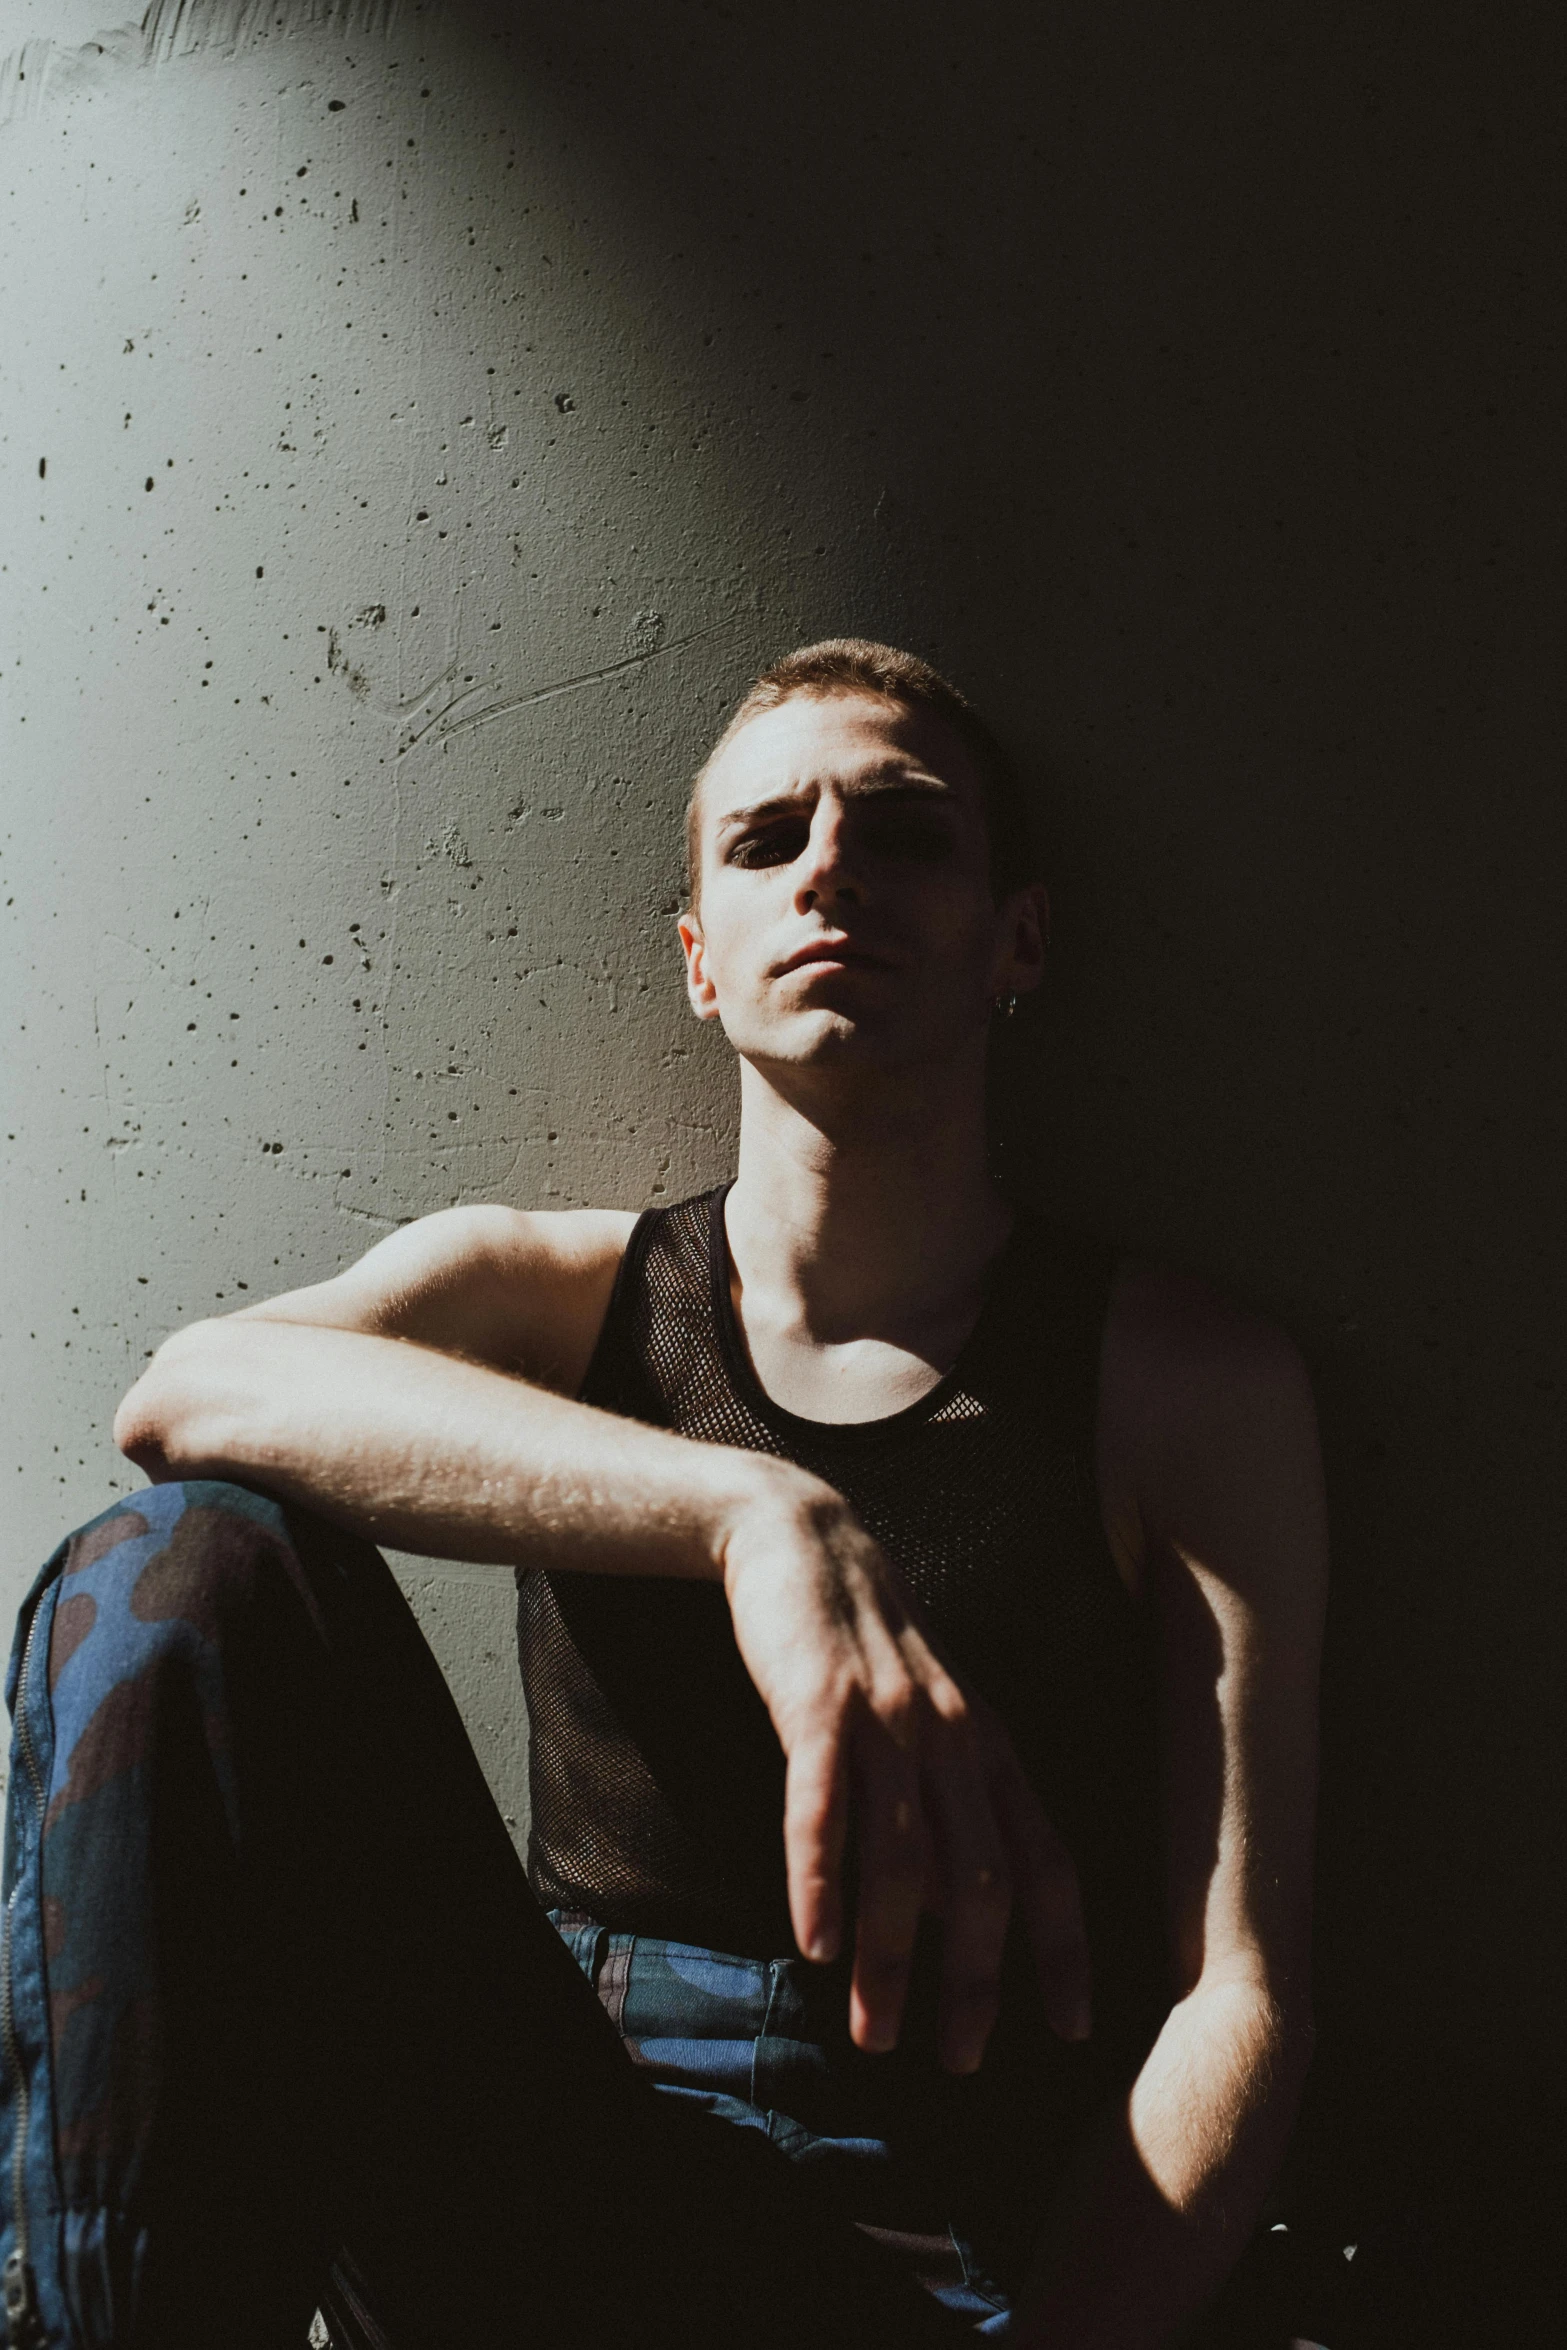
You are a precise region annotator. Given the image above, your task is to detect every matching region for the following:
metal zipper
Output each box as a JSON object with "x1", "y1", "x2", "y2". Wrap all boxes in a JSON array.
[{"x1": 2, "y1": 1598, "x2": 49, "y2": 2347}]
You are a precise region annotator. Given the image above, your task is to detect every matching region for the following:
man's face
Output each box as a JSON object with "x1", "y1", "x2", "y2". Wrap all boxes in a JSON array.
[{"x1": 679, "y1": 691, "x2": 1043, "y2": 1075}]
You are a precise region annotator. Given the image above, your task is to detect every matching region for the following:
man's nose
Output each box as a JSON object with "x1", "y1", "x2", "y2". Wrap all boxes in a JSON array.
[{"x1": 793, "y1": 805, "x2": 863, "y2": 913}]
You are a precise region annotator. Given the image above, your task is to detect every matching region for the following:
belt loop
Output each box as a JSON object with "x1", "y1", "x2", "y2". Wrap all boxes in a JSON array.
[{"x1": 752, "y1": 1955, "x2": 785, "y2": 2109}]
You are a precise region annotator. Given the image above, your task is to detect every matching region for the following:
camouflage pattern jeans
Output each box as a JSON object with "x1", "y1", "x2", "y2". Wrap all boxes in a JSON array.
[{"x1": 0, "y1": 1481, "x2": 994, "y2": 2350}]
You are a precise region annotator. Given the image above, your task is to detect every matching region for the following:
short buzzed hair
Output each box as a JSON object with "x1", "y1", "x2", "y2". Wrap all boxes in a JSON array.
[{"x1": 684, "y1": 638, "x2": 1037, "y2": 906}]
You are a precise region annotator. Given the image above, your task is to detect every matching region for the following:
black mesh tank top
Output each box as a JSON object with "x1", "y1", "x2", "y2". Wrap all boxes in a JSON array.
[{"x1": 517, "y1": 1185, "x2": 1169, "y2": 2071}]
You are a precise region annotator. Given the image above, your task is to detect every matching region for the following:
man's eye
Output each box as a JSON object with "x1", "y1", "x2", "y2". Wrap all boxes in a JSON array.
[{"x1": 730, "y1": 821, "x2": 809, "y2": 868}]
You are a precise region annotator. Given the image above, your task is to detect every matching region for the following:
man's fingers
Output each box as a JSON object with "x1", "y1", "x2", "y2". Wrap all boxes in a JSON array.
[
  {"x1": 990, "y1": 1750, "x2": 1093, "y2": 2042},
  {"x1": 922, "y1": 1744, "x2": 1013, "y2": 2074},
  {"x1": 849, "y1": 1725, "x2": 926, "y2": 2053},
  {"x1": 783, "y1": 1732, "x2": 849, "y2": 1963}
]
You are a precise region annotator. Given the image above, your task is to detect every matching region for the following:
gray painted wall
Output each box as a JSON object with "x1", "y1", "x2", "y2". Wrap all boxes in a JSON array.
[{"x1": 3, "y1": 0, "x2": 1561, "y2": 2220}]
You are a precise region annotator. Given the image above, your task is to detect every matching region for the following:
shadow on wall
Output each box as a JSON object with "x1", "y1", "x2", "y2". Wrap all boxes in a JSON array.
[
  {"x1": 2, "y1": 3, "x2": 1560, "y2": 2306},
  {"x1": 478, "y1": 0, "x2": 1565, "y2": 2187}
]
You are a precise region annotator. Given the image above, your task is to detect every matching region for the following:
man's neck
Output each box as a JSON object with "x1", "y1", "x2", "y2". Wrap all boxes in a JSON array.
[{"x1": 724, "y1": 1052, "x2": 1013, "y2": 1360}]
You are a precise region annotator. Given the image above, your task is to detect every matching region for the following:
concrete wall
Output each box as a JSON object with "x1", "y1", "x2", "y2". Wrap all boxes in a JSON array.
[{"x1": 3, "y1": 0, "x2": 1561, "y2": 2227}]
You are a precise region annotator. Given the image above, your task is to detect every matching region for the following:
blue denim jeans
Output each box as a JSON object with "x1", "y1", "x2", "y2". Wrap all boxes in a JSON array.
[
  {"x1": 548, "y1": 1914, "x2": 1014, "y2": 2335},
  {"x1": 0, "y1": 1482, "x2": 1002, "y2": 2348}
]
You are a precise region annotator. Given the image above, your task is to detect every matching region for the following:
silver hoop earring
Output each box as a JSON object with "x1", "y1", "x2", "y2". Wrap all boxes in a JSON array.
[{"x1": 992, "y1": 992, "x2": 1019, "y2": 1019}]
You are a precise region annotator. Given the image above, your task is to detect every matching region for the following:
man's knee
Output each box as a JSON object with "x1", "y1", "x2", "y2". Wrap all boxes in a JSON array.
[
  {"x1": 46, "y1": 1480, "x2": 312, "y2": 1686},
  {"x1": 26, "y1": 1481, "x2": 341, "y2": 1860}
]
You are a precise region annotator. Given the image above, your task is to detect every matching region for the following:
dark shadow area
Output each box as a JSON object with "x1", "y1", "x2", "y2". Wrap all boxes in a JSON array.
[{"x1": 419, "y1": 2, "x2": 1564, "y2": 2333}]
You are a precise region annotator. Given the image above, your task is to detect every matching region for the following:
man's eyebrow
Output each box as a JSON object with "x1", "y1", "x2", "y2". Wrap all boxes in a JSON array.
[{"x1": 713, "y1": 775, "x2": 956, "y2": 835}]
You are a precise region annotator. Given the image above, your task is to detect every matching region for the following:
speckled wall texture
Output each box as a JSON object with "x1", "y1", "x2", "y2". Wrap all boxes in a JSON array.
[{"x1": 2, "y1": 0, "x2": 1561, "y2": 2196}]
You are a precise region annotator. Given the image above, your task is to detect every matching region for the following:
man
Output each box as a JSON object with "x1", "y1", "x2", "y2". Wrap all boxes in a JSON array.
[{"x1": 2, "y1": 640, "x2": 1325, "y2": 2348}]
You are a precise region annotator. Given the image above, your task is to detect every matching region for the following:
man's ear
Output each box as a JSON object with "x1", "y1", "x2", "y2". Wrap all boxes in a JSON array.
[
  {"x1": 997, "y1": 881, "x2": 1050, "y2": 999},
  {"x1": 677, "y1": 908, "x2": 723, "y2": 1021}
]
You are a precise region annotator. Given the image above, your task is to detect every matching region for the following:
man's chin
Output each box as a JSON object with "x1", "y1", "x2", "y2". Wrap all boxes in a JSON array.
[{"x1": 727, "y1": 1009, "x2": 955, "y2": 1076}]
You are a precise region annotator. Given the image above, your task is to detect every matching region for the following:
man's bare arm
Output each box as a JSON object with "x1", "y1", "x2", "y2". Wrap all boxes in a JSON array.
[
  {"x1": 1010, "y1": 1268, "x2": 1327, "y2": 2348},
  {"x1": 115, "y1": 1207, "x2": 772, "y2": 1574},
  {"x1": 114, "y1": 1206, "x2": 1092, "y2": 2068}
]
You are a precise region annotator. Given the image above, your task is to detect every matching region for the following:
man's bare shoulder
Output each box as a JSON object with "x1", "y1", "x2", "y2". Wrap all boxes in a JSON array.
[
  {"x1": 1105, "y1": 1258, "x2": 1312, "y2": 1411},
  {"x1": 368, "y1": 1202, "x2": 640, "y2": 1291},
  {"x1": 236, "y1": 1202, "x2": 639, "y2": 1394}
]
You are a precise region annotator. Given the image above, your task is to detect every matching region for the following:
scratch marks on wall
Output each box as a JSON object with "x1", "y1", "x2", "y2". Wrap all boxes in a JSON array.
[
  {"x1": 334, "y1": 1199, "x2": 402, "y2": 1229},
  {"x1": 1, "y1": 0, "x2": 400, "y2": 130},
  {"x1": 143, "y1": 0, "x2": 401, "y2": 72},
  {"x1": 396, "y1": 615, "x2": 744, "y2": 756}
]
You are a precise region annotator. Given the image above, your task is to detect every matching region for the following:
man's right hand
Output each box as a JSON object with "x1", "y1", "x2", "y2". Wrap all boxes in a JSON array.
[{"x1": 718, "y1": 1466, "x2": 1093, "y2": 2074}]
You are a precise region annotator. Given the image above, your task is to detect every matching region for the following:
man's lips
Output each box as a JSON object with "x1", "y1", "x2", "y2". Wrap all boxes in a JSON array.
[{"x1": 774, "y1": 937, "x2": 896, "y2": 976}]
